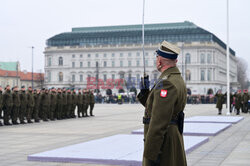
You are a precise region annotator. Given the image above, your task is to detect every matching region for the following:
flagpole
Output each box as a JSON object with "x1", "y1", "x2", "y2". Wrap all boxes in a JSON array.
[
  {"x1": 142, "y1": 0, "x2": 146, "y2": 76},
  {"x1": 226, "y1": 0, "x2": 230, "y2": 115}
]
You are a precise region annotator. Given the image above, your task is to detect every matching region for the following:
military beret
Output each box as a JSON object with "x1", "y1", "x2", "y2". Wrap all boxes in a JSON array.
[
  {"x1": 156, "y1": 40, "x2": 180, "y2": 59},
  {"x1": 42, "y1": 88, "x2": 45, "y2": 90},
  {"x1": 21, "y1": 86, "x2": 25, "y2": 88},
  {"x1": 78, "y1": 88, "x2": 81, "y2": 90}
]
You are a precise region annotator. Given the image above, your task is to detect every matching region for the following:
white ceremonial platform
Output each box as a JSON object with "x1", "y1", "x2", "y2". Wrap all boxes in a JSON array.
[
  {"x1": 132, "y1": 123, "x2": 232, "y2": 136},
  {"x1": 185, "y1": 116, "x2": 243, "y2": 124},
  {"x1": 28, "y1": 134, "x2": 209, "y2": 166}
]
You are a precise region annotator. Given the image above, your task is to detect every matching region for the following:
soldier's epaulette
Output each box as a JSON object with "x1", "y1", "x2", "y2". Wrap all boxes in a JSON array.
[{"x1": 162, "y1": 75, "x2": 168, "y2": 80}]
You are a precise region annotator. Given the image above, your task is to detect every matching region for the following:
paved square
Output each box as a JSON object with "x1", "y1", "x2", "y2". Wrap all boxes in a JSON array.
[
  {"x1": 0, "y1": 104, "x2": 249, "y2": 166},
  {"x1": 132, "y1": 122, "x2": 232, "y2": 136},
  {"x1": 184, "y1": 116, "x2": 243, "y2": 124},
  {"x1": 28, "y1": 134, "x2": 208, "y2": 165}
]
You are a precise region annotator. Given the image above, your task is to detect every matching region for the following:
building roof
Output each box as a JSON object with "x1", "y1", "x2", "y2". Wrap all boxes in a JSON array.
[
  {"x1": 0, "y1": 69, "x2": 44, "y2": 81},
  {"x1": 0, "y1": 62, "x2": 19, "y2": 71},
  {"x1": 47, "y1": 21, "x2": 235, "y2": 55}
]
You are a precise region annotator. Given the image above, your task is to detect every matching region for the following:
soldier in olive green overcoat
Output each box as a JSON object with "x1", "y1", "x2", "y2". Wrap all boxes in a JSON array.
[
  {"x1": 235, "y1": 90, "x2": 242, "y2": 115},
  {"x1": 66, "y1": 89, "x2": 72, "y2": 118},
  {"x1": 50, "y1": 87, "x2": 57, "y2": 120},
  {"x1": 3, "y1": 85, "x2": 13, "y2": 125},
  {"x1": 19, "y1": 86, "x2": 27, "y2": 124},
  {"x1": 56, "y1": 88, "x2": 63, "y2": 120},
  {"x1": 71, "y1": 89, "x2": 77, "y2": 118},
  {"x1": 77, "y1": 89, "x2": 83, "y2": 118},
  {"x1": 89, "y1": 90, "x2": 95, "y2": 116},
  {"x1": 11, "y1": 86, "x2": 20, "y2": 125},
  {"x1": 62, "y1": 88, "x2": 67, "y2": 119},
  {"x1": 40, "y1": 89, "x2": 50, "y2": 121},
  {"x1": 242, "y1": 89, "x2": 249, "y2": 113},
  {"x1": 26, "y1": 86, "x2": 35, "y2": 123},
  {"x1": 137, "y1": 41, "x2": 187, "y2": 166},
  {"x1": 82, "y1": 89, "x2": 87, "y2": 117},
  {"x1": 0, "y1": 86, "x2": 3, "y2": 126},
  {"x1": 215, "y1": 90, "x2": 225, "y2": 115},
  {"x1": 84, "y1": 89, "x2": 90, "y2": 117},
  {"x1": 33, "y1": 89, "x2": 41, "y2": 122}
]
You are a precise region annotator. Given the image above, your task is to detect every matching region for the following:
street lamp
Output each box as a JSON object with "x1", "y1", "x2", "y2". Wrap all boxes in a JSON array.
[
  {"x1": 226, "y1": 0, "x2": 230, "y2": 115},
  {"x1": 31, "y1": 46, "x2": 34, "y2": 89}
]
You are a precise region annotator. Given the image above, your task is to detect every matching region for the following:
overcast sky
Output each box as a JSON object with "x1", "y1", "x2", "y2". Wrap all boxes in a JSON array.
[{"x1": 0, "y1": 0, "x2": 249, "y2": 78}]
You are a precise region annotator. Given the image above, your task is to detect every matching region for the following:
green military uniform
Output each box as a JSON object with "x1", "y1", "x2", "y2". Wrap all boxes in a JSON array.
[
  {"x1": 89, "y1": 92, "x2": 95, "y2": 116},
  {"x1": 242, "y1": 91, "x2": 249, "y2": 113},
  {"x1": 235, "y1": 92, "x2": 242, "y2": 115},
  {"x1": 71, "y1": 91, "x2": 77, "y2": 118},
  {"x1": 19, "y1": 90, "x2": 27, "y2": 123},
  {"x1": 26, "y1": 90, "x2": 35, "y2": 123},
  {"x1": 50, "y1": 91, "x2": 57, "y2": 120},
  {"x1": 82, "y1": 91, "x2": 87, "y2": 117},
  {"x1": 3, "y1": 89, "x2": 13, "y2": 125},
  {"x1": 62, "y1": 90, "x2": 67, "y2": 119},
  {"x1": 33, "y1": 92, "x2": 41, "y2": 122},
  {"x1": 85, "y1": 91, "x2": 90, "y2": 116},
  {"x1": 0, "y1": 90, "x2": 3, "y2": 126},
  {"x1": 215, "y1": 93, "x2": 224, "y2": 115},
  {"x1": 77, "y1": 91, "x2": 83, "y2": 117},
  {"x1": 138, "y1": 67, "x2": 187, "y2": 166},
  {"x1": 40, "y1": 91, "x2": 50, "y2": 121},
  {"x1": 11, "y1": 90, "x2": 20, "y2": 124},
  {"x1": 66, "y1": 91, "x2": 72, "y2": 118},
  {"x1": 56, "y1": 91, "x2": 63, "y2": 119}
]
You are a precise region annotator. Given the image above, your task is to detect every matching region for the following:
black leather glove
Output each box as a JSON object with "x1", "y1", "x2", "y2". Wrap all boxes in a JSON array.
[{"x1": 140, "y1": 75, "x2": 150, "y2": 92}]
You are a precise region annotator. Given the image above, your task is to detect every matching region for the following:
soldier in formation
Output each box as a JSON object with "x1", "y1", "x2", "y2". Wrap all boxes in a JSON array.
[
  {"x1": 215, "y1": 90, "x2": 225, "y2": 115},
  {"x1": 0, "y1": 86, "x2": 96, "y2": 126}
]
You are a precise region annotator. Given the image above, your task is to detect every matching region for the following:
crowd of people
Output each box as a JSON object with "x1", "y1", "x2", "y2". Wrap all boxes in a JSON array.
[
  {"x1": 0, "y1": 85, "x2": 95, "y2": 126},
  {"x1": 215, "y1": 89, "x2": 249, "y2": 115}
]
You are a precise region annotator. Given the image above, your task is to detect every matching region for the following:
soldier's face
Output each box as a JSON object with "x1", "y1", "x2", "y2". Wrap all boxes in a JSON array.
[
  {"x1": 6, "y1": 86, "x2": 10, "y2": 90},
  {"x1": 156, "y1": 56, "x2": 162, "y2": 72}
]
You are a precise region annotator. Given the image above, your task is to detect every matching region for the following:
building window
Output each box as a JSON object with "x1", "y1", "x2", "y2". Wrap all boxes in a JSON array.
[
  {"x1": 88, "y1": 62, "x2": 91, "y2": 67},
  {"x1": 58, "y1": 57, "x2": 63, "y2": 66},
  {"x1": 154, "y1": 60, "x2": 156, "y2": 66},
  {"x1": 104, "y1": 74, "x2": 107, "y2": 82},
  {"x1": 136, "y1": 52, "x2": 140, "y2": 57},
  {"x1": 72, "y1": 74, "x2": 75, "y2": 82},
  {"x1": 200, "y1": 54, "x2": 205, "y2": 64},
  {"x1": 186, "y1": 70, "x2": 191, "y2": 81},
  {"x1": 104, "y1": 53, "x2": 107, "y2": 58},
  {"x1": 48, "y1": 57, "x2": 52, "y2": 67},
  {"x1": 207, "y1": 54, "x2": 212, "y2": 64},
  {"x1": 185, "y1": 53, "x2": 191, "y2": 64},
  {"x1": 80, "y1": 54, "x2": 83, "y2": 58},
  {"x1": 128, "y1": 53, "x2": 132, "y2": 57},
  {"x1": 112, "y1": 61, "x2": 115, "y2": 67},
  {"x1": 128, "y1": 61, "x2": 131, "y2": 67},
  {"x1": 136, "y1": 74, "x2": 140, "y2": 83},
  {"x1": 96, "y1": 61, "x2": 99, "y2": 67},
  {"x1": 112, "y1": 53, "x2": 115, "y2": 57},
  {"x1": 88, "y1": 54, "x2": 91, "y2": 58},
  {"x1": 136, "y1": 60, "x2": 140, "y2": 66},
  {"x1": 120, "y1": 53, "x2": 123, "y2": 57},
  {"x1": 80, "y1": 74, "x2": 83, "y2": 82},
  {"x1": 112, "y1": 74, "x2": 115, "y2": 80},
  {"x1": 120, "y1": 61, "x2": 123, "y2": 67},
  {"x1": 104, "y1": 61, "x2": 107, "y2": 67},
  {"x1": 72, "y1": 54, "x2": 75, "y2": 58},
  {"x1": 48, "y1": 71, "x2": 51, "y2": 82},
  {"x1": 201, "y1": 69, "x2": 205, "y2": 81},
  {"x1": 120, "y1": 73, "x2": 124, "y2": 79},
  {"x1": 145, "y1": 52, "x2": 148, "y2": 56},
  {"x1": 87, "y1": 74, "x2": 91, "y2": 79},
  {"x1": 59, "y1": 72, "x2": 63, "y2": 82},
  {"x1": 95, "y1": 53, "x2": 99, "y2": 58},
  {"x1": 145, "y1": 60, "x2": 148, "y2": 66},
  {"x1": 80, "y1": 62, "x2": 83, "y2": 68},
  {"x1": 72, "y1": 62, "x2": 75, "y2": 68},
  {"x1": 207, "y1": 69, "x2": 211, "y2": 81}
]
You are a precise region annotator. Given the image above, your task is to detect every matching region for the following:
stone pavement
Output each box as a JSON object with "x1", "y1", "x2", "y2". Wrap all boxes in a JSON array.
[{"x1": 0, "y1": 104, "x2": 249, "y2": 166}]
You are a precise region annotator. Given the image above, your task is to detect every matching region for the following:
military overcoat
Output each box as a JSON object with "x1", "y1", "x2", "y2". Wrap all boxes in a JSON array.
[{"x1": 138, "y1": 66, "x2": 187, "y2": 166}]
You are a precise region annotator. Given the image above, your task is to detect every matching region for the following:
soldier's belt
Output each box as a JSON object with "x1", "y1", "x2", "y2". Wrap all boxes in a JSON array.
[{"x1": 143, "y1": 117, "x2": 178, "y2": 125}]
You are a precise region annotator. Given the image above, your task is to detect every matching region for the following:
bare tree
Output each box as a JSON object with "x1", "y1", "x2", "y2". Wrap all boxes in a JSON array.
[{"x1": 236, "y1": 57, "x2": 248, "y2": 89}]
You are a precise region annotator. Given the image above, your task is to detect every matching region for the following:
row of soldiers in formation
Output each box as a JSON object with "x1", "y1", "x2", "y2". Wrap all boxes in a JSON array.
[
  {"x1": 0, "y1": 85, "x2": 95, "y2": 126},
  {"x1": 215, "y1": 89, "x2": 249, "y2": 115}
]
